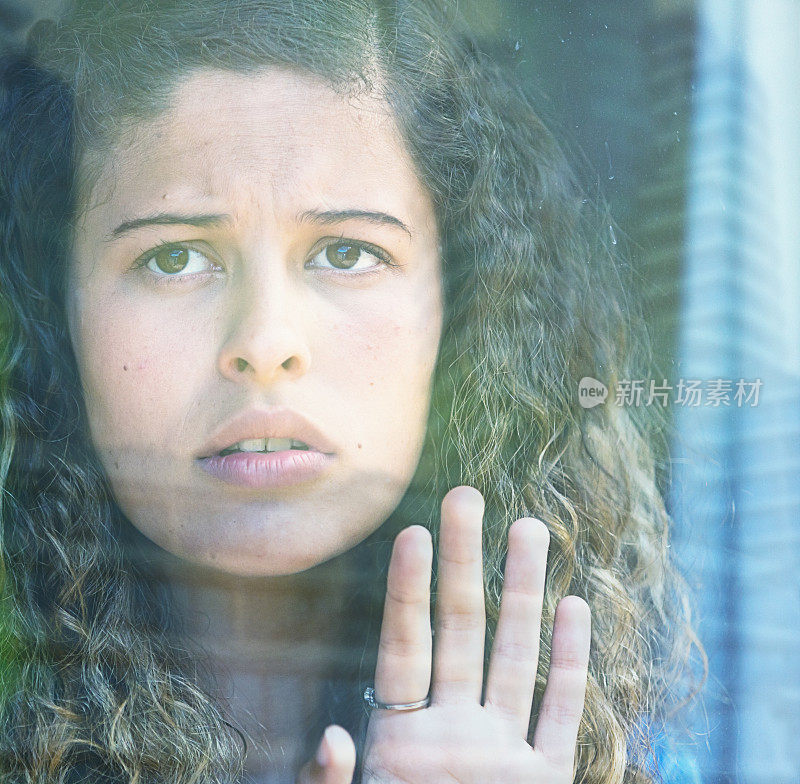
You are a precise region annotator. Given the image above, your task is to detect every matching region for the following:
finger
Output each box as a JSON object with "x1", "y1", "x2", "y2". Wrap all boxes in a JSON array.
[
  {"x1": 373, "y1": 525, "x2": 433, "y2": 704},
  {"x1": 532, "y1": 596, "x2": 591, "y2": 772},
  {"x1": 432, "y1": 485, "x2": 486, "y2": 704},
  {"x1": 296, "y1": 725, "x2": 356, "y2": 784},
  {"x1": 484, "y1": 517, "x2": 549, "y2": 737}
]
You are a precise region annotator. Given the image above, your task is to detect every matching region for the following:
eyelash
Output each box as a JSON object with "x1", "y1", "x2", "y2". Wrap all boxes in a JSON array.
[{"x1": 132, "y1": 238, "x2": 397, "y2": 284}]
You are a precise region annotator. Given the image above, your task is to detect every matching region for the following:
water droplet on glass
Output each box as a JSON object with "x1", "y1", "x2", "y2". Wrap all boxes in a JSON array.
[
  {"x1": 515, "y1": 40, "x2": 520, "y2": 51},
  {"x1": 609, "y1": 225, "x2": 617, "y2": 245},
  {"x1": 605, "y1": 140, "x2": 615, "y2": 181}
]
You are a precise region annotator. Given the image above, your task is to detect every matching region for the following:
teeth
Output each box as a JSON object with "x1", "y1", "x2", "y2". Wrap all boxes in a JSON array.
[
  {"x1": 238, "y1": 438, "x2": 267, "y2": 452},
  {"x1": 221, "y1": 437, "x2": 310, "y2": 455},
  {"x1": 265, "y1": 437, "x2": 292, "y2": 452}
]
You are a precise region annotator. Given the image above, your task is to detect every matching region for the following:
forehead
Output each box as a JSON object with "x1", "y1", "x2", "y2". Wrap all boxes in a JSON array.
[{"x1": 80, "y1": 67, "x2": 434, "y2": 232}]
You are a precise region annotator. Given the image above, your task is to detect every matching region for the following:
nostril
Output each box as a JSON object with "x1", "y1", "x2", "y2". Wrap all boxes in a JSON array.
[{"x1": 236, "y1": 358, "x2": 248, "y2": 372}]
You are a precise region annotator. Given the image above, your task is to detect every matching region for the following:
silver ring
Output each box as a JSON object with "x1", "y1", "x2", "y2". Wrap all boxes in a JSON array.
[{"x1": 363, "y1": 686, "x2": 431, "y2": 712}]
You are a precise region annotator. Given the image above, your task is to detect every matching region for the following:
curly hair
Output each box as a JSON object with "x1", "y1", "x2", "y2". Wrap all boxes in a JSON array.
[{"x1": 0, "y1": 1, "x2": 706, "y2": 782}]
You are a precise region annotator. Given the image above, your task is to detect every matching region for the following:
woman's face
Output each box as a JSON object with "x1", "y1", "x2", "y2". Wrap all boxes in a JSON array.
[{"x1": 67, "y1": 68, "x2": 443, "y2": 576}]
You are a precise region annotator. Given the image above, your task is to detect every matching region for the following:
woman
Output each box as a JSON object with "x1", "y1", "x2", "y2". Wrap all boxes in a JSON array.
[{"x1": 0, "y1": 0, "x2": 704, "y2": 782}]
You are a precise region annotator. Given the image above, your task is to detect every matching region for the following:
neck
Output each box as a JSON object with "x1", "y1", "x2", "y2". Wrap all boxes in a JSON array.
[{"x1": 144, "y1": 545, "x2": 366, "y2": 782}]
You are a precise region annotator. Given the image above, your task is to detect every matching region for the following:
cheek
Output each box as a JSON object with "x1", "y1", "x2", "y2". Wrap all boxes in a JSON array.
[
  {"x1": 335, "y1": 323, "x2": 436, "y2": 385},
  {"x1": 71, "y1": 297, "x2": 207, "y2": 452},
  {"x1": 331, "y1": 294, "x2": 439, "y2": 383},
  {"x1": 323, "y1": 293, "x2": 441, "y2": 453}
]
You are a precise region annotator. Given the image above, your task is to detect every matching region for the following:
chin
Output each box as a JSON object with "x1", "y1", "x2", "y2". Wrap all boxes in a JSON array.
[
  {"x1": 124, "y1": 507, "x2": 376, "y2": 579},
  {"x1": 111, "y1": 465, "x2": 410, "y2": 578},
  {"x1": 191, "y1": 545, "x2": 339, "y2": 578}
]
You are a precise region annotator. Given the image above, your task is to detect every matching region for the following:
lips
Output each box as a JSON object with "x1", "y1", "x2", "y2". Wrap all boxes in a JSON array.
[
  {"x1": 197, "y1": 407, "x2": 336, "y2": 459},
  {"x1": 198, "y1": 448, "x2": 334, "y2": 489}
]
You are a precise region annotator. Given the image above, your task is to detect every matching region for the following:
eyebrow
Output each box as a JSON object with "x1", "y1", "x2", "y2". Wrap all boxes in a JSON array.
[
  {"x1": 108, "y1": 213, "x2": 230, "y2": 240},
  {"x1": 298, "y1": 209, "x2": 412, "y2": 237},
  {"x1": 107, "y1": 208, "x2": 412, "y2": 241}
]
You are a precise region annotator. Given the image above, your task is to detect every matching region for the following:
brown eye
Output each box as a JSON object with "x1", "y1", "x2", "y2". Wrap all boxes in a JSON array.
[
  {"x1": 325, "y1": 242, "x2": 363, "y2": 269},
  {"x1": 152, "y1": 247, "x2": 190, "y2": 273},
  {"x1": 307, "y1": 240, "x2": 388, "y2": 274},
  {"x1": 142, "y1": 246, "x2": 214, "y2": 277}
]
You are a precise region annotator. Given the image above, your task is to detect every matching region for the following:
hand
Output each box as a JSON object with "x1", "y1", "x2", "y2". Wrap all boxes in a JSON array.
[{"x1": 361, "y1": 485, "x2": 591, "y2": 784}]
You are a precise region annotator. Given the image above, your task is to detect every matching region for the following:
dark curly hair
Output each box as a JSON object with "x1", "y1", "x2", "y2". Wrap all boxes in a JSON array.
[{"x1": 0, "y1": 1, "x2": 705, "y2": 782}]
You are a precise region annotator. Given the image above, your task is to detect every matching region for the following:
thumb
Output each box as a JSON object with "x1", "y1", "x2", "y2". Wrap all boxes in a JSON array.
[{"x1": 296, "y1": 725, "x2": 356, "y2": 784}]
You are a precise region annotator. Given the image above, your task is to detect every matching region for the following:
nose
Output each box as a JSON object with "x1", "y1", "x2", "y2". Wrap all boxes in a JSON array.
[{"x1": 216, "y1": 261, "x2": 311, "y2": 387}]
